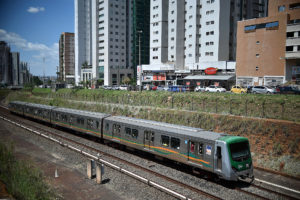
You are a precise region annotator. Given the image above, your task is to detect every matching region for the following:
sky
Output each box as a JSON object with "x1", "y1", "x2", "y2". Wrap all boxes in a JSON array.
[{"x1": 0, "y1": 0, "x2": 74, "y2": 76}]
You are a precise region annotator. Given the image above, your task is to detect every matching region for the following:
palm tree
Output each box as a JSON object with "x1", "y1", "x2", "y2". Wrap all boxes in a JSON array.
[{"x1": 81, "y1": 61, "x2": 89, "y2": 69}]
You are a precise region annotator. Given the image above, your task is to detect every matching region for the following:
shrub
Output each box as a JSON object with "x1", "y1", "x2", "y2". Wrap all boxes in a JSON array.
[{"x1": 0, "y1": 142, "x2": 56, "y2": 199}]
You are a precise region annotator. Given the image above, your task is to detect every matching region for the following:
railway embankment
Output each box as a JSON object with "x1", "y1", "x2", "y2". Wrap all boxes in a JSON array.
[{"x1": 3, "y1": 88, "x2": 300, "y2": 178}]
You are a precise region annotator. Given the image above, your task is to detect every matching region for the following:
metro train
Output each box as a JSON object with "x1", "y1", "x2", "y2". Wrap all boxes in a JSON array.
[{"x1": 9, "y1": 101, "x2": 254, "y2": 181}]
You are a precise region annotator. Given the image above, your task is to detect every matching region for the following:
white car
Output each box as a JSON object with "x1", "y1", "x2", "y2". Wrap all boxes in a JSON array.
[
  {"x1": 194, "y1": 86, "x2": 206, "y2": 92},
  {"x1": 119, "y1": 85, "x2": 129, "y2": 90},
  {"x1": 205, "y1": 85, "x2": 226, "y2": 92}
]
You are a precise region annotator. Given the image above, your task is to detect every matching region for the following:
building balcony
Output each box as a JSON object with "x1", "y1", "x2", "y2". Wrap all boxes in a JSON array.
[{"x1": 285, "y1": 51, "x2": 300, "y2": 59}]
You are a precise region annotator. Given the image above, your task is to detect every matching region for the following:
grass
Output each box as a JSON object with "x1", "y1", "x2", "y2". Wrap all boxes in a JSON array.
[
  {"x1": 27, "y1": 88, "x2": 300, "y2": 122},
  {"x1": 0, "y1": 142, "x2": 56, "y2": 200}
]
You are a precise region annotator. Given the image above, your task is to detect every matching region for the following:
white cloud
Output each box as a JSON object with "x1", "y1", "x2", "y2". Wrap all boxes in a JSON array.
[
  {"x1": 27, "y1": 7, "x2": 45, "y2": 14},
  {"x1": 0, "y1": 29, "x2": 58, "y2": 76}
]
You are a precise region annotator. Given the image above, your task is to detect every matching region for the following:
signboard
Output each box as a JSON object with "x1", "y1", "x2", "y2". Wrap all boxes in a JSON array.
[
  {"x1": 204, "y1": 67, "x2": 217, "y2": 75},
  {"x1": 196, "y1": 82, "x2": 201, "y2": 86},
  {"x1": 186, "y1": 81, "x2": 190, "y2": 86}
]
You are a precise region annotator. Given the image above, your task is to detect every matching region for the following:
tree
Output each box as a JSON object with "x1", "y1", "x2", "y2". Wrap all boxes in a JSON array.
[
  {"x1": 122, "y1": 76, "x2": 131, "y2": 85},
  {"x1": 82, "y1": 61, "x2": 91, "y2": 69},
  {"x1": 97, "y1": 79, "x2": 104, "y2": 86},
  {"x1": 32, "y1": 76, "x2": 43, "y2": 86}
]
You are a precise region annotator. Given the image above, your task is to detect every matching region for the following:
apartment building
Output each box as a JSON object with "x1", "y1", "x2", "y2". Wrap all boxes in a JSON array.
[
  {"x1": 144, "y1": 0, "x2": 268, "y2": 87},
  {"x1": 75, "y1": 0, "x2": 150, "y2": 86},
  {"x1": 11, "y1": 52, "x2": 20, "y2": 86},
  {"x1": 59, "y1": 32, "x2": 75, "y2": 83},
  {"x1": 0, "y1": 41, "x2": 11, "y2": 85},
  {"x1": 236, "y1": 0, "x2": 300, "y2": 86}
]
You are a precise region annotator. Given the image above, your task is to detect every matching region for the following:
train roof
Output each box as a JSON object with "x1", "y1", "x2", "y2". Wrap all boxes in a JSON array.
[
  {"x1": 10, "y1": 101, "x2": 30, "y2": 105},
  {"x1": 106, "y1": 116, "x2": 225, "y2": 141},
  {"x1": 25, "y1": 102, "x2": 56, "y2": 110},
  {"x1": 53, "y1": 107, "x2": 110, "y2": 119}
]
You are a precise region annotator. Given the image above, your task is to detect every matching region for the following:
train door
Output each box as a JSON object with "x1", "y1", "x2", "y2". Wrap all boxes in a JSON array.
[
  {"x1": 188, "y1": 141, "x2": 204, "y2": 163},
  {"x1": 144, "y1": 130, "x2": 154, "y2": 150},
  {"x1": 112, "y1": 124, "x2": 121, "y2": 139},
  {"x1": 216, "y1": 146, "x2": 222, "y2": 171}
]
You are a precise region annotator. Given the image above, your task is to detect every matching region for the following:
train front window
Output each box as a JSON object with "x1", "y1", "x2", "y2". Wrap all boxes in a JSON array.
[{"x1": 230, "y1": 141, "x2": 250, "y2": 162}]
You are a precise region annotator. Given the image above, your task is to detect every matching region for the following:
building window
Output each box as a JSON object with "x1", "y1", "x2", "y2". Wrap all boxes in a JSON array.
[
  {"x1": 256, "y1": 41, "x2": 260, "y2": 44},
  {"x1": 286, "y1": 46, "x2": 293, "y2": 52},
  {"x1": 256, "y1": 54, "x2": 260, "y2": 57},
  {"x1": 256, "y1": 66, "x2": 259, "y2": 71},
  {"x1": 289, "y1": 3, "x2": 300, "y2": 10}
]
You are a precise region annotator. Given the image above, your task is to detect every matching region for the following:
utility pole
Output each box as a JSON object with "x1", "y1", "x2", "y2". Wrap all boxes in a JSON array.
[
  {"x1": 138, "y1": 30, "x2": 142, "y2": 91},
  {"x1": 43, "y1": 57, "x2": 45, "y2": 86}
]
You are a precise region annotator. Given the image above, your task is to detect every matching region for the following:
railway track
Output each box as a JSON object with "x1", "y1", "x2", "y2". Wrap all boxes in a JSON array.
[{"x1": 0, "y1": 105, "x2": 299, "y2": 200}]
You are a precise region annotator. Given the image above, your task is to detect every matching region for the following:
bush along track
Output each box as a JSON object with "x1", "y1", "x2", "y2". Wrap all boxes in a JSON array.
[
  {"x1": 0, "y1": 142, "x2": 57, "y2": 200},
  {"x1": 4, "y1": 89, "x2": 300, "y2": 178}
]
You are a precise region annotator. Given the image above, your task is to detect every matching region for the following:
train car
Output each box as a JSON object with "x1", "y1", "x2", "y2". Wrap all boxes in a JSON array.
[
  {"x1": 103, "y1": 116, "x2": 253, "y2": 181},
  {"x1": 9, "y1": 101, "x2": 28, "y2": 116},
  {"x1": 51, "y1": 107, "x2": 110, "y2": 138},
  {"x1": 22, "y1": 102, "x2": 55, "y2": 123}
]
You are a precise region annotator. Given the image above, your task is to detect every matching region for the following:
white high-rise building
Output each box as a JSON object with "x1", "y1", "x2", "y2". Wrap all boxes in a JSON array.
[
  {"x1": 149, "y1": 0, "x2": 232, "y2": 71},
  {"x1": 149, "y1": 0, "x2": 169, "y2": 65},
  {"x1": 75, "y1": 0, "x2": 133, "y2": 86}
]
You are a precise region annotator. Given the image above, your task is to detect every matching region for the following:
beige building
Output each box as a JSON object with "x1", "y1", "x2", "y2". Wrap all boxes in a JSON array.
[
  {"x1": 59, "y1": 32, "x2": 75, "y2": 83},
  {"x1": 236, "y1": 0, "x2": 300, "y2": 86}
]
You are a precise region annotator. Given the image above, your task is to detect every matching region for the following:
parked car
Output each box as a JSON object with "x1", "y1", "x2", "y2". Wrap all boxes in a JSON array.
[
  {"x1": 119, "y1": 85, "x2": 129, "y2": 91},
  {"x1": 103, "y1": 85, "x2": 112, "y2": 90},
  {"x1": 111, "y1": 85, "x2": 120, "y2": 90},
  {"x1": 231, "y1": 85, "x2": 247, "y2": 94},
  {"x1": 251, "y1": 86, "x2": 275, "y2": 94},
  {"x1": 156, "y1": 85, "x2": 169, "y2": 91},
  {"x1": 194, "y1": 86, "x2": 206, "y2": 92},
  {"x1": 277, "y1": 86, "x2": 300, "y2": 95},
  {"x1": 205, "y1": 85, "x2": 226, "y2": 92},
  {"x1": 151, "y1": 86, "x2": 158, "y2": 91}
]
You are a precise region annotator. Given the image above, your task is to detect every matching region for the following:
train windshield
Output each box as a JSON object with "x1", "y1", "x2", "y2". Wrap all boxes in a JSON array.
[{"x1": 229, "y1": 141, "x2": 250, "y2": 162}]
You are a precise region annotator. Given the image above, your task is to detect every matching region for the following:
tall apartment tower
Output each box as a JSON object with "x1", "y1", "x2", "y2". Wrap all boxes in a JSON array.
[
  {"x1": 130, "y1": 0, "x2": 150, "y2": 78},
  {"x1": 59, "y1": 32, "x2": 75, "y2": 83},
  {"x1": 75, "y1": 0, "x2": 149, "y2": 86},
  {"x1": 150, "y1": 0, "x2": 169, "y2": 65},
  {"x1": 0, "y1": 41, "x2": 11, "y2": 85},
  {"x1": 11, "y1": 52, "x2": 20, "y2": 86},
  {"x1": 148, "y1": 0, "x2": 268, "y2": 71}
]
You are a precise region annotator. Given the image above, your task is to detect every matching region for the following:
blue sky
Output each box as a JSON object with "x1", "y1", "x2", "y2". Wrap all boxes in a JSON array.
[{"x1": 0, "y1": 0, "x2": 74, "y2": 76}]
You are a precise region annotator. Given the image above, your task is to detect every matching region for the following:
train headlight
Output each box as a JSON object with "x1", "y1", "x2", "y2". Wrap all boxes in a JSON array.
[{"x1": 246, "y1": 163, "x2": 249, "y2": 168}]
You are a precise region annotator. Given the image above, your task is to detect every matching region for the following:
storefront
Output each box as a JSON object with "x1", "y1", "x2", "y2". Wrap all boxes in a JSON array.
[{"x1": 183, "y1": 74, "x2": 236, "y2": 90}]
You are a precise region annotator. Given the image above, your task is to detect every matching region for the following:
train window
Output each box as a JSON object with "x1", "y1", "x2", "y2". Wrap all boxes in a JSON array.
[
  {"x1": 87, "y1": 119, "x2": 94, "y2": 128},
  {"x1": 125, "y1": 127, "x2": 131, "y2": 136},
  {"x1": 161, "y1": 135, "x2": 170, "y2": 147},
  {"x1": 199, "y1": 143, "x2": 203, "y2": 155},
  {"x1": 171, "y1": 137, "x2": 180, "y2": 150},
  {"x1": 113, "y1": 124, "x2": 121, "y2": 134},
  {"x1": 69, "y1": 116, "x2": 74, "y2": 124},
  {"x1": 190, "y1": 142, "x2": 195, "y2": 153},
  {"x1": 105, "y1": 123, "x2": 109, "y2": 131},
  {"x1": 132, "y1": 129, "x2": 138, "y2": 138}
]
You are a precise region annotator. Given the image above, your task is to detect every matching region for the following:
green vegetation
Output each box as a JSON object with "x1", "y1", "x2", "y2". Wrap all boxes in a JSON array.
[
  {"x1": 0, "y1": 142, "x2": 56, "y2": 200},
  {"x1": 20, "y1": 88, "x2": 300, "y2": 122}
]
